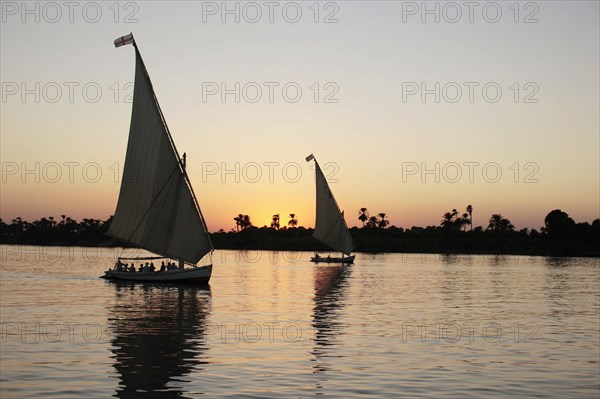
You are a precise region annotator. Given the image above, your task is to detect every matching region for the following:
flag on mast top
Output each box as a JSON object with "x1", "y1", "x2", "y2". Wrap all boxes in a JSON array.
[{"x1": 114, "y1": 33, "x2": 134, "y2": 48}]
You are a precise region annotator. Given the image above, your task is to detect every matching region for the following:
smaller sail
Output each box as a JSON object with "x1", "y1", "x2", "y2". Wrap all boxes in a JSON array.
[{"x1": 309, "y1": 156, "x2": 353, "y2": 255}]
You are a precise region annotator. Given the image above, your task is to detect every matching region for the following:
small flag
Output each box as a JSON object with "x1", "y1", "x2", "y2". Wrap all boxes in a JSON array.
[
  {"x1": 305, "y1": 154, "x2": 315, "y2": 162},
  {"x1": 114, "y1": 33, "x2": 134, "y2": 48}
]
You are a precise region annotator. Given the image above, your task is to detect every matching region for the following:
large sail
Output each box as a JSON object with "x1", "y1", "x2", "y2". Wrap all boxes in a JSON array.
[
  {"x1": 311, "y1": 157, "x2": 353, "y2": 255},
  {"x1": 107, "y1": 44, "x2": 212, "y2": 264}
]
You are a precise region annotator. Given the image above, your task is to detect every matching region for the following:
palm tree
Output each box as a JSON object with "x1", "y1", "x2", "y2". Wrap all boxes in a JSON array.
[
  {"x1": 466, "y1": 205, "x2": 473, "y2": 231},
  {"x1": 271, "y1": 214, "x2": 280, "y2": 229},
  {"x1": 453, "y1": 214, "x2": 464, "y2": 230},
  {"x1": 377, "y1": 213, "x2": 389, "y2": 228},
  {"x1": 242, "y1": 215, "x2": 252, "y2": 230},
  {"x1": 441, "y1": 212, "x2": 455, "y2": 230},
  {"x1": 288, "y1": 213, "x2": 298, "y2": 227},
  {"x1": 233, "y1": 214, "x2": 244, "y2": 232},
  {"x1": 461, "y1": 213, "x2": 471, "y2": 231},
  {"x1": 487, "y1": 214, "x2": 514, "y2": 232},
  {"x1": 500, "y1": 218, "x2": 514, "y2": 231},
  {"x1": 358, "y1": 208, "x2": 369, "y2": 227},
  {"x1": 367, "y1": 216, "x2": 378, "y2": 228},
  {"x1": 440, "y1": 210, "x2": 469, "y2": 231}
]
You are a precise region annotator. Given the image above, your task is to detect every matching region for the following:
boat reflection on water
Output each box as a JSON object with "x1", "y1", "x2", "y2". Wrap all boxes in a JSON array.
[
  {"x1": 107, "y1": 283, "x2": 212, "y2": 398},
  {"x1": 311, "y1": 264, "x2": 352, "y2": 387}
]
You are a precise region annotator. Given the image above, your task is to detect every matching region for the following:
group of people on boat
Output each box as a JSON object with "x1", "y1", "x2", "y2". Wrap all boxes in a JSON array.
[{"x1": 113, "y1": 260, "x2": 183, "y2": 273}]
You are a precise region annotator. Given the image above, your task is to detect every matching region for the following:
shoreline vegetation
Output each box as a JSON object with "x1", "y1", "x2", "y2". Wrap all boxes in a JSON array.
[{"x1": 1, "y1": 209, "x2": 598, "y2": 257}]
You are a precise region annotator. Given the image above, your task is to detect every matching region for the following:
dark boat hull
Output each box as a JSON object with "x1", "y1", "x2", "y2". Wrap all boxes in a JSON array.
[
  {"x1": 100, "y1": 265, "x2": 212, "y2": 284},
  {"x1": 310, "y1": 255, "x2": 355, "y2": 264}
]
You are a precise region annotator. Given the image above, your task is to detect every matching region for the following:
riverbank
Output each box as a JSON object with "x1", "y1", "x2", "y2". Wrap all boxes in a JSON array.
[{"x1": 2, "y1": 226, "x2": 598, "y2": 257}]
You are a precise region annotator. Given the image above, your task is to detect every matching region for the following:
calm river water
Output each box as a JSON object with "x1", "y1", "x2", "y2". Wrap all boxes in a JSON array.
[{"x1": 0, "y1": 246, "x2": 598, "y2": 398}]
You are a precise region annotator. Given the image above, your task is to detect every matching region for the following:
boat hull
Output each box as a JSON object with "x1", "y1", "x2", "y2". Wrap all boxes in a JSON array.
[
  {"x1": 100, "y1": 265, "x2": 212, "y2": 284},
  {"x1": 310, "y1": 255, "x2": 355, "y2": 264}
]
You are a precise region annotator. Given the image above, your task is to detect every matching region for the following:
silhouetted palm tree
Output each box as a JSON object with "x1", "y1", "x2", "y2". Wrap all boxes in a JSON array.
[
  {"x1": 242, "y1": 215, "x2": 252, "y2": 230},
  {"x1": 234, "y1": 214, "x2": 244, "y2": 232},
  {"x1": 441, "y1": 212, "x2": 455, "y2": 230},
  {"x1": 358, "y1": 208, "x2": 369, "y2": 227},
  {"x1": 461, "y1": 213, "x2": 471, "y2": 231},
  {"x1": 377, "y1": 213, "x2": 389, "y2": 228},
  {"x1": 441, "y1": 209, "x2": 468, "y2": 231},
  {"x1": 367, "y1": 216, "x2": 378, "y2": 228},
  {"x1": 271, "y1": 214, "x2": 280, "y2": 229},
  {"x1": 288, "y1": 213, "x2": 298, "y2": 227},
  {"x1": 466, "y1": 205, "x2": 473, "y2": 231},
  {"x1": 487, "y1": 214, "x2": 514, "y2": 232}
]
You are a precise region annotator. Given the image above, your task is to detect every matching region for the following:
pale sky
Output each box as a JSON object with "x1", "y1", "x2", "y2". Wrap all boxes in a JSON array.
[{"x1": 1, "y1": 1, "x2": 599, "y2": 231}]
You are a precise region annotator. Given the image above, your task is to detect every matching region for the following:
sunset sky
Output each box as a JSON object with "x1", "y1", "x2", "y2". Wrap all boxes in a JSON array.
[{"x1": 1, "y1": 1, "x2": 598, "y2": 232}]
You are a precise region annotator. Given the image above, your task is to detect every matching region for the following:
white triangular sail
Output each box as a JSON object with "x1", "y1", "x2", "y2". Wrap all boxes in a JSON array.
[
  {"x1": 107, "y1": 42, "x2": 212, "y2": 264},
  {"x1": 309, "y1": 156, "x2": 353, "y2": 255}
]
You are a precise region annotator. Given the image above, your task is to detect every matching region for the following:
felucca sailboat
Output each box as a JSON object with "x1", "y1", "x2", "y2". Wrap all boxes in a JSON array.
[
  {"x1": 306, "y1": 154, "x2": 355, "y2": 263},
  {"x1": 101, "y1": 34, "x2": 213, "y2": 284}
]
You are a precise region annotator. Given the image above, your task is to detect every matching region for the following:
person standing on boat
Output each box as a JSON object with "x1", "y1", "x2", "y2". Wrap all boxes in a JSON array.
[
  {"x1": 160, "y1": 261, "x2": 166, "y2": 272},
  {"x1": 179, "y1": 259, "x2": 184, "y2": 270}
]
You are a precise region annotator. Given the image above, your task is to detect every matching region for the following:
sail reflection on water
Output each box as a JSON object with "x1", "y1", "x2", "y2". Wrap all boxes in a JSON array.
[
  {"x1": 107, "y1": 284, "x2": 212, "y2": 398},
  {"x1": 311, "y1": 265, "x2": 352, "y2": 378}
]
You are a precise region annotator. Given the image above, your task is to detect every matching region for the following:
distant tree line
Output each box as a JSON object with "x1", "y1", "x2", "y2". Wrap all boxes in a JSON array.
[
  {"x1": 0, "y1": 215, "x2": 113, "y2": 246},
  {"x1": 1, "y1": 209, "x2": 598, "y2": 256}
]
